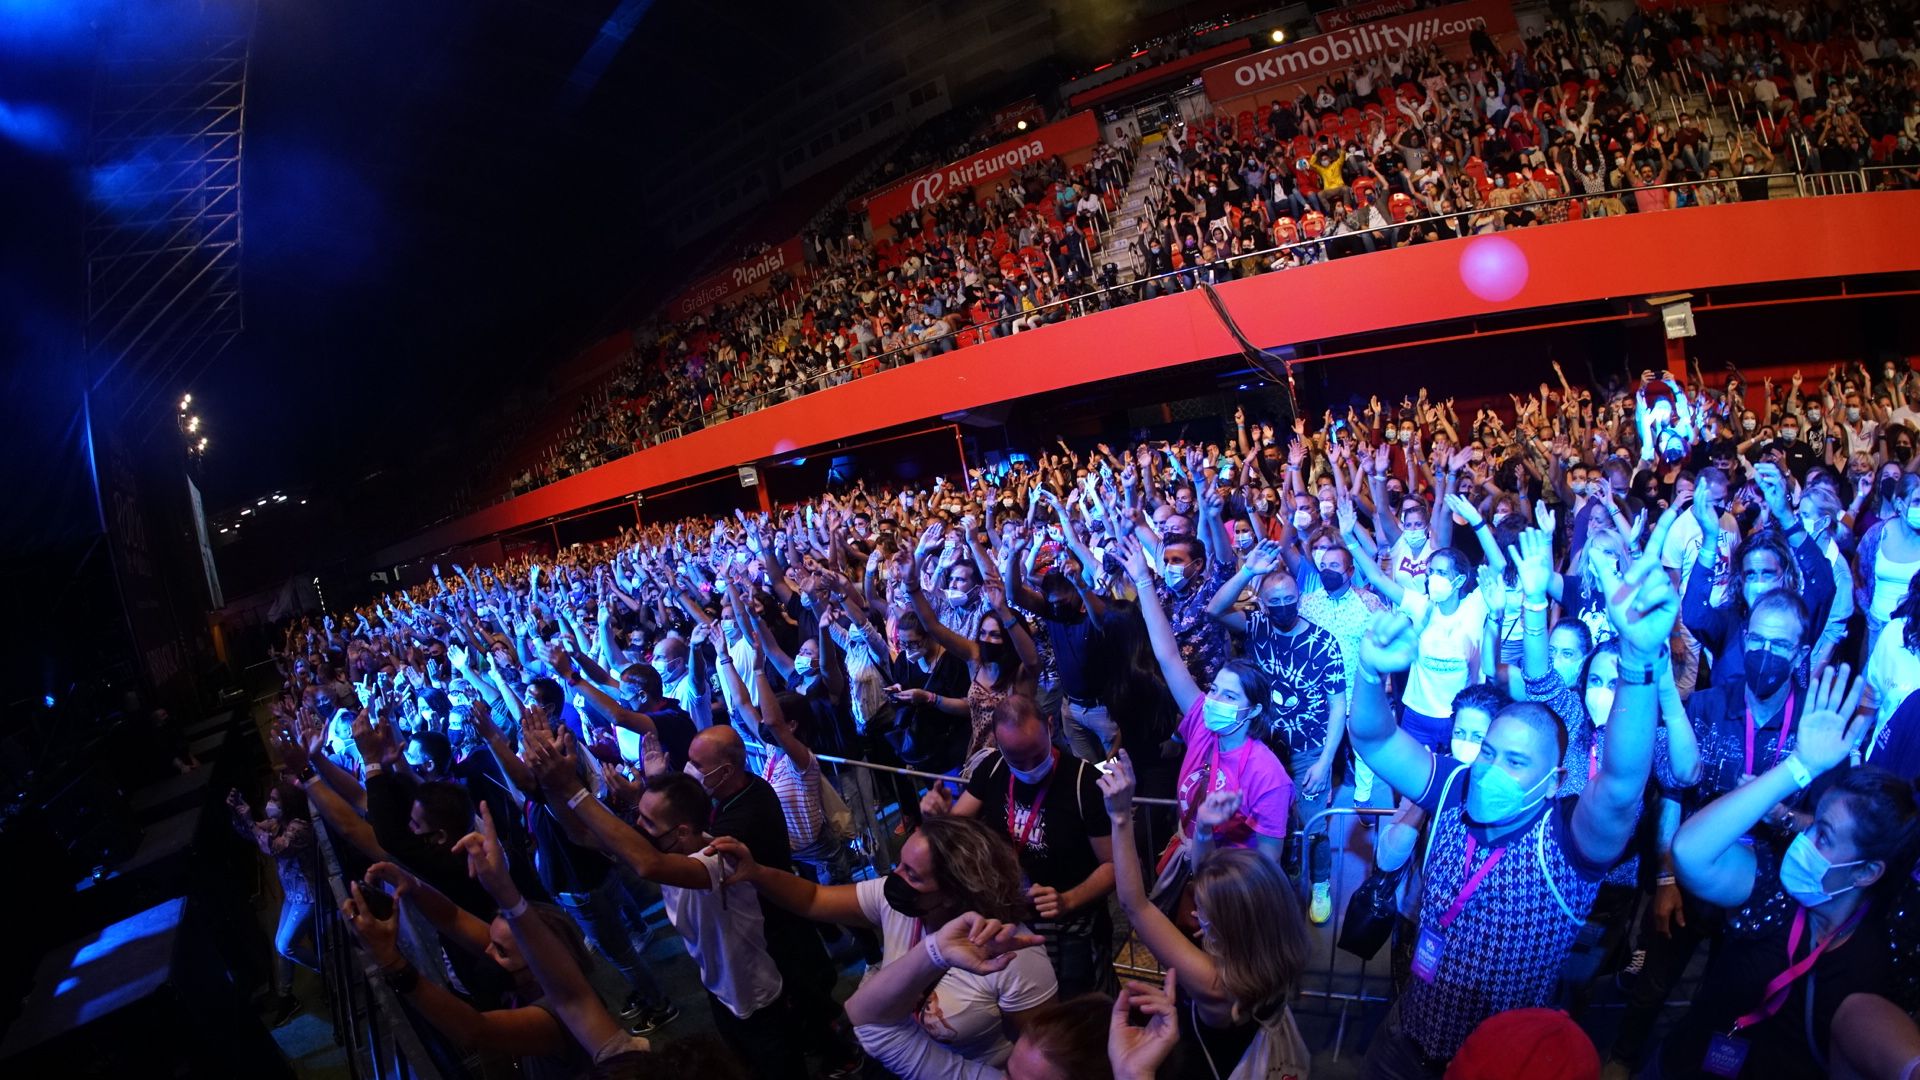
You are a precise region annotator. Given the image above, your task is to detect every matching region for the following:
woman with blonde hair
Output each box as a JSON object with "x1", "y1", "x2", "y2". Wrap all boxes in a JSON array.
[
  {"x1": 1096, "y1": 749, "x2": 1311, "y2": 1079},
  {"x1": 712, "y1": 812, "x2": 1057, "y2": 1069}
]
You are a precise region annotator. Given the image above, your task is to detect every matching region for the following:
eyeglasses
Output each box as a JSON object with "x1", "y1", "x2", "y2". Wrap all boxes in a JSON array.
[{"x1": 1742, "y1": 631, "x2": 1799, "y2": 660}]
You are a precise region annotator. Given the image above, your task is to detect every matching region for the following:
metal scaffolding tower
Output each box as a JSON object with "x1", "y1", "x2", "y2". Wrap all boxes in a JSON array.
[{"x1": 85, "y1": 1, "x2": 256, "y2": 430}]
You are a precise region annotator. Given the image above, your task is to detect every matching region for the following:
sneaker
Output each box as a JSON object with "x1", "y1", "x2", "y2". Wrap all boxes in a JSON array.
[
  {"x1": 267, "y1": 994, "x2": 302, "y2": 1028},
  {"x1": 627, "y1": 1002, "x2": 680, "y2": 1036},
  {"x1": 618, "y1": 995, "x2": 646, "y2": 1023},
  {"x1": 1309, "y1": 882, "x2": 1333, "y2": 925}
]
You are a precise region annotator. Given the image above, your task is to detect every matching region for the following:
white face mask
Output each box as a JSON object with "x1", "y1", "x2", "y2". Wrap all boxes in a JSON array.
[
  {"x1": 1427, "y1": 574, "x2": 1456, "y2": 602},
  {"x1": 794, "y1": 654, "x2": 815, "y2": 673},
  {"x1": 945, "y1": 586, "x2": 972, "y2": 604},
  {"x1": 1451, "y1": 737, "x2": 1483, "y2": 763},
  {"x1": 1293, "y1": 509, "x2": 1314, "y2": 528},
  {"x1": 1585, "y1": 685, "x2": 1615, "y2": 727}
]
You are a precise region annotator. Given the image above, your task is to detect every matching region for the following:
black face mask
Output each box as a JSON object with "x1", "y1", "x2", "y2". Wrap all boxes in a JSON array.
[
  {"x1": 1046, "y1": 600, "x2": 1081, "y2": 622},
  {"x1": 1897, "y1": 444, "x2": 1915, "y2": 464},
  {"x1": 1880, "y1": 477, "x2": 1901, "y2": 502},
  {"x1": 1266, "y1": 601, "x2": 1300, "y2": 630},
  {"x1": 883, "y1": 872, "x2": 931, "y2": 918},
  {"x1": 1745, "y1": 648, "x2": 1794, "y2": 699},
  {"x1": 1320, "y1": 568, "x2": 1348, "y2": 594}
]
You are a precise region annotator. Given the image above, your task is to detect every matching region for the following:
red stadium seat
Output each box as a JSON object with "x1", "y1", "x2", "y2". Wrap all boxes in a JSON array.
[
  {"x1": 1272, "y1": 216, "x2": 1299, "y2": 243},
  {"x1": 1389, "y1": 191, "x2": 1414, "y2": 222},
  {"x1": 1300, "y1": 210, "x2": 1327, "y2": 239}
]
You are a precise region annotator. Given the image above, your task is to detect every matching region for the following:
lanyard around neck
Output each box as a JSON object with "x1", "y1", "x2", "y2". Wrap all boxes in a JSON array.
[{"x1": 1744, "y1": 687, "x2": 1796, "y2": 776}]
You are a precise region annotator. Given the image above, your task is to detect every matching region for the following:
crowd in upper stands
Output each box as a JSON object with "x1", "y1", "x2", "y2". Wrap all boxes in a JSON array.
[
  {"x1": 508, "y1": 1, "x2": 1920, "y2": 503},
  {"x1": 246, "y1": 340, "x2": 1920, "y2": 1079}
]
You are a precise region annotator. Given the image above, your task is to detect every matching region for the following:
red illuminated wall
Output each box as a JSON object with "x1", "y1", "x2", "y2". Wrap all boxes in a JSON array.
[{"x1": 379, "y1": 193, "x2": 1920, "y2": 564}]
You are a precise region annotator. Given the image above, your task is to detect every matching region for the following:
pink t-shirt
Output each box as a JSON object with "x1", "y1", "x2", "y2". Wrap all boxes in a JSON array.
[{"x1": 1173, "y1": 699, "x2": 1295, "y2": 847}]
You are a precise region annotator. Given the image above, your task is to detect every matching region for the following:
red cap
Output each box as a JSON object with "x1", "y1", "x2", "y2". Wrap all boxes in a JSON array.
[{"x1": 1445, "y1": 1009, "x2": 1599, "y2": 1080}]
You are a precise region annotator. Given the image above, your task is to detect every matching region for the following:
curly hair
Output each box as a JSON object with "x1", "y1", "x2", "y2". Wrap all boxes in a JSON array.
[{"x1": 918, "y1": 815, "x2": 1031, "y2": 925}]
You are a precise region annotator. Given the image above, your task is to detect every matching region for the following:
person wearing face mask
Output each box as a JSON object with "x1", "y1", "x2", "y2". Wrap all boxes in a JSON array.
[
  {"x1": 1348, "y1": 544, "x2": 1675, "y2": 1078},
  {"x1": 1097, "y1": 751, "x2": 1313, "y2": 1080},
  {"x1": 486, "y1": 747, "x2": 802, "y2": 1079},
  {"x1": 1204, "y1": 548, "x2": 1348, "y2": 922},
  {"x1": 1121, "y1": 537, "x2": 1292, "y2": 888},
  {"x1": 1661, "y1": 664, "x2": 1920, "y2": 1080},
  {"x1": 1010, "y1": 556, "x2": 1119, "y2": 764},
  {"x1": 1855, "y1": 473, "x2": 1920, "y2": 660},
  {"x1": 903, "y1": 548, "x2": 1041, "y2": 765},
  {"x1": 713, "y1": 813, "x2": 1058, "y2": 1069},
  {"x1": 1387, "y1": 500, "x2": 1437, "y2": 593},
  {"x1": 683, "y1": 720, "x2": 866, "y2": 1074},
  {"x1": 1683, "y1": 466, "x2": 1834, "y2": 690},
  {"x1": 920, "y1": 696, "x2": 1117, "y2": 997},
  {"x1": 1796, "y1": 484, "x2": 1854, "y2": 672},
  {"x1": 228, "y1": 778, "x2": 316, "y2": 1027},
  {"x1": 648, "y1": 629, "x2": 711, "y2": 730},
  {"x1": 1346, "y1": 544, "x2": 1500, "y2": 752},
  {"x1": 1151, "y1": 531, "x2": 1236, "y2": 685},
  {"x1": 547, "y1": 645, "x2": 694, "y2": 774}
]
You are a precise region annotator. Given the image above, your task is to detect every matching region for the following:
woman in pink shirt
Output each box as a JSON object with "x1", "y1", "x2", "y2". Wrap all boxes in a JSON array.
[{"x1": 1120, "y1": 540, "x2": 1293, "y2": 917}]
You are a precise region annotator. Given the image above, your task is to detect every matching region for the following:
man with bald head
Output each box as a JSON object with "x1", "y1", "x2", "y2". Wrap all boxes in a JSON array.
[
  {"x1": 921, "y1": 695, "x2": 1116, "y2": 995},
  {"x1": 687, "y1": 723, "x2": 864, "y2": 1072}
]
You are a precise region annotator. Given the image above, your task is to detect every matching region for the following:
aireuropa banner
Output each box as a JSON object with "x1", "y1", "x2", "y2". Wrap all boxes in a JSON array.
[
  {"x1": 664, "y1": 236, "x2": 805, "y2": 321},
  {"x1": 1203, "y1": 0, "x2": 1517, "y2": 102},
  {"x1": 1317, "y1": 0, "x2": 1417, "y2": 32},
  {"x1": 859, "y1": 111, "x2": 1100, "y2": 229}
]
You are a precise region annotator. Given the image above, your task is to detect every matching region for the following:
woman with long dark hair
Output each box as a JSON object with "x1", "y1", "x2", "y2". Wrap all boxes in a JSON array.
[
  {"x1": 228, "y1": 775, "x2": 315, "y2": 1027},
  {"x1": 1665, "y1": 665, "x2": 1920, "y2": 1079}
]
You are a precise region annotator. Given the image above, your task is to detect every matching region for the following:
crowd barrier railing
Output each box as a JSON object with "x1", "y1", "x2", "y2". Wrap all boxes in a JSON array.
[{"x1": 310, "y1": 813, "x2": 456, "y2": 1080}]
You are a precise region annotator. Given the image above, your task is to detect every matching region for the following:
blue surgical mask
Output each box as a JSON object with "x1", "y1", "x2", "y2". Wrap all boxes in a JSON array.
[
  {"x1": 1007, "y1": 751, "x2": 1055, "y2": 785},
  {"x1": 1466, "y1": 764, "x2": 1555, "y2": 824},
  {"x1": 1162, "y1": 563, "x2": 1189, "y2": 589},
  {"x1": 1779, "y1": 832, "x2": 1865, "y2": 907},
  {"x1": 1202, "y1": 696, "x2": 1249, "y2": 734}
]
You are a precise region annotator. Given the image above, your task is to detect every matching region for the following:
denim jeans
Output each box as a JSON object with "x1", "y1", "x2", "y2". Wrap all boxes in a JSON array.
[
  {"x1": 273, "y1": 894, "x2": 317, "y2": 995},
  {"x1": 556, "y1": 875, "x2": 668, "y2": 1012},
  {"x1": 1064, "y1": 699, "x2": 1117, "y2": 763}
]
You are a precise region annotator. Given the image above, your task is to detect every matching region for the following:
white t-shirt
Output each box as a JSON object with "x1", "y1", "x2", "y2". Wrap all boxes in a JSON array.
[
  {"x1": 659, "y1": 848, "x2": 784, "y2": 1019},
  {"x1": 1398, "y1": 590, "x2": 1490, "y2": 717},
  {"x1": 854, "y1": 878, "x2": 1056, "y2": 1067},
  {"x1": 1660, "y1": 510, "x2": 1735, "y2": 604}
]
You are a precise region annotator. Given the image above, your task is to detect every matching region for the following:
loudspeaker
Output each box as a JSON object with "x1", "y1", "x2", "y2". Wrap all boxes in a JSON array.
[{"x1": 0, "y1": 896, "x2": 291, "y2": 1078}]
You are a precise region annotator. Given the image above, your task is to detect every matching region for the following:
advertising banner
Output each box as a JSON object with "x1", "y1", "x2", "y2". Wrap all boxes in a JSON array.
[
  {"x1": 858, "y1": 111, "x2": 1101, "y2": 229},
  {"x1": 1316, "y1": 0, "x2": 1418, "y2": 32},
  {"x1": 664, "y1": 236, "x2": 806, "y2": 322},
  {"x1": 1203, "y1": 0, "x2": 1517, "y2": 103}
]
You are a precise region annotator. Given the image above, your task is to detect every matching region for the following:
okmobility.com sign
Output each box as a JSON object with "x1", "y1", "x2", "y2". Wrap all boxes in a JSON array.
[{"x1": 1202, "y1": 0, "x2": 1517, "y2": 102}]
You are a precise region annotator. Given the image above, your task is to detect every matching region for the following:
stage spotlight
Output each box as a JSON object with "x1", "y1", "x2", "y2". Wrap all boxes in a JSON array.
[{"x1": 1270, "y1": 28, "x2": 1287, "y2": 43}]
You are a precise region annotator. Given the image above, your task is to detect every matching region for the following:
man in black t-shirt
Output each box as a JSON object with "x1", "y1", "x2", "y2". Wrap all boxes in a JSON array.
[{"x1": 922, "y1": 695, "x2": 1116, "y2": 996}]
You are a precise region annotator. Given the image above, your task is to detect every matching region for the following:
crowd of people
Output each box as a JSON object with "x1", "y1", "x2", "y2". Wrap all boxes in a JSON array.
[
  {"x1": 242, "y1": 348, "x2": 1920, "y2": 1079},
  {"x1": 507, "y1": 0, "x2": 1920, "y2": 504}
]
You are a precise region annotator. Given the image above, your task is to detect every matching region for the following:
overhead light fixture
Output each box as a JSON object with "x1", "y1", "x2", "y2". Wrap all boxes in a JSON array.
[
  {"x1": 1271, "y1": 28, "x2": 1287, "y2": 43},
  {"x1": 273, "y1": 494, "x2": 287, "y2": 502},
  {"x1": 256, "y1": 498, "x2": 267, "y2": 506},
  {"x1": 1016, "y1": 119, "x2": 1028, "y2": 131},
  {"x1": 241, "y1": 508, "x2": 252, "y2": 516},
  {"x1": 219, "y1": 527, "x2": 228, "y2": 534},
  {"x1": 299, "y1": 499, "x2": 308, "y2": 505}
]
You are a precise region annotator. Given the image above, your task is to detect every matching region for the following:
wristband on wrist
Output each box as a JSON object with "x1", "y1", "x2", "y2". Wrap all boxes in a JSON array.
[
  {"x1": 1617, "y1": 661, "x2": 1658, "y2": 685},
  {"x1": 298, "y1": 763, "x2": 318, "y2": 782},
  {"x1": 1655, "y1": 874, "x2": 1677, "y2": 887},
  {"x1": 1522, "y1": 599, "x2": 1550, "y2": 612},
  {"x1": 501, "y1": 895, "x2": 530, "y2": 919},
  {"x1": 364, "y1": 763, "x2": 386, "y2": 777},
  {"x1": 1783, "y1": 754, "x2": 1814, "y2": 790},
  {"x1": 924, "y1": 934, "x2": 951, "y2": 970},
  {"x1": 566, "y1": 787, "x2": 593, "y2": 810}
]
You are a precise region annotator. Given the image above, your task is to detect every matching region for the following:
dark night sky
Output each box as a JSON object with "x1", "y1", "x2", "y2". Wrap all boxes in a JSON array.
[{"x1": 2, "y1": 0, "x2": 931, "y2": 543}]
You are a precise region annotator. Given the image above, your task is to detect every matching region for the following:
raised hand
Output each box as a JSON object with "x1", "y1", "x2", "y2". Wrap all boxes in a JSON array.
[
  {"x1": 1358, "y1": 607, "x2": 1427, "y2": 676},
  {"x1": 1242, "y1": 540, "x2": 1282, "y2": 575},
  {"x1": 1443, "y1": 492, "x2": 1483, "y2": 528},
  {"x1": 930, "y1": 912, "x2": 1045, "y2": 976},
  {"x1": 1195, "y1": 789, "x2": 1242, "y2": 828},
  {"x1": 1791, "y1": 663, "x2": 1869, "y2": 775},
  {"x1": 1110, "y1": 969, "x2": 1181, "y2": 1080},
  {"x1": 1514, "y1": 527, "x2": 1554, "y2": 600},
  {"x1": 704, "y1": 835, "x2": 762, "y2": 886},
  {"x1": 340, "y1": 881, "x2": 403, "y2": 966},
  {"x1": 1095, "y1": 749, "x2": 1137, "y2": 816},
  {"x1": 1476, "y1": 563, "x2": 1507, "y2": 621},
  {"x1": 451, "y1": 802, "x2": 518, "y2": 903},
  {"x1": 1597, "y1": 545, "x2": 1680, "y2": 665},
  {"x1": 363, "y1": 861, "x2": 419, "y2": 902}
]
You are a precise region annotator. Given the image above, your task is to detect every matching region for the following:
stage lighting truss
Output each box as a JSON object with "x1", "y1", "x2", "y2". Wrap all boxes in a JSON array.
[{"x1": 84, "y1": 2, "x2": 258, "y2": 432}]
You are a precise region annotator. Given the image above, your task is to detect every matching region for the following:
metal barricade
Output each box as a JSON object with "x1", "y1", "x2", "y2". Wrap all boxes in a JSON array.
[{"x1": 1798, "y1": 170, "x2": 1868, "y2": 197}]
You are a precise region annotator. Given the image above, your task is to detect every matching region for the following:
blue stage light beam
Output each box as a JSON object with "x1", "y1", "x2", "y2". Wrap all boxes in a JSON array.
[
  {"x1": 0, "y1": 99, "x2": 74, "y2": 154},
  {"x1": 558, "y1": 0, "x2": 656, "y2": 110}
]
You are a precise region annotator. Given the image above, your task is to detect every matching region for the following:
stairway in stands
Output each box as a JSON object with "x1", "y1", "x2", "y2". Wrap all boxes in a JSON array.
[{"x1": 1101, "y1": 135, "x2": 1164, "y2": 281}]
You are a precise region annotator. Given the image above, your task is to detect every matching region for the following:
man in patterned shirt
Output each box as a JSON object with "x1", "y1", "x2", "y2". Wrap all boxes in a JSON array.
[
  {"x1": 1153, "y1": 531, "x2": 1234, "y2": 684},
  {"x1": 1350, "y1": 531, "x2": 1676, "y2": 1078},
  {"x1": 1205, "y1": 542, "x2": 1349, "y2": 922},
  {"x1": 1298, "y1": 533, "x2": 1388, "y2": 804}
]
